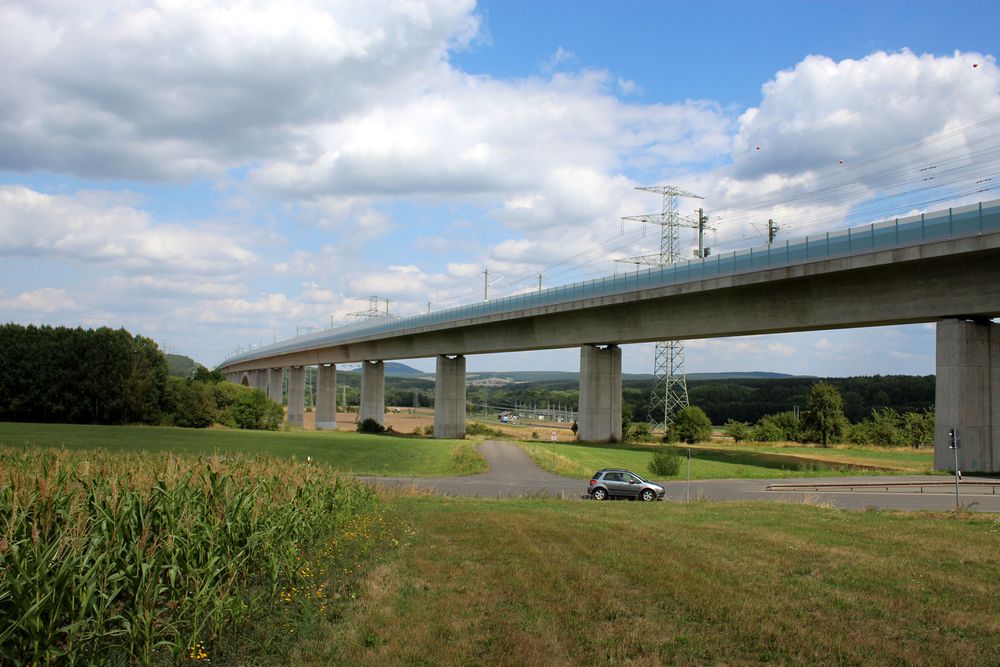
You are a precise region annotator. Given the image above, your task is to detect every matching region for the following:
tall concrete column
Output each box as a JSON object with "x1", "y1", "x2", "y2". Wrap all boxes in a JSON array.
[
  {"x1": 287, "y1": 366, "x2": 306, "y2": 427},
  {"x1": 359, "y1": 360, "x2": 385, "y2": 425},
  {"x1": 316, "y1": 364, "x2": 337, "y2": 430},
  {"x1": 267, "y1": 368, "x2": 284, "y2": 404},
  {"x1": 578, "y1": 344, "x2": 622, "y2": 443},
  {"x1": 935, "y1": 318, "x2": 999, "y2": 473},
  {"x1": 434, "y1": 355, "x2": 467, "y2": 439}
]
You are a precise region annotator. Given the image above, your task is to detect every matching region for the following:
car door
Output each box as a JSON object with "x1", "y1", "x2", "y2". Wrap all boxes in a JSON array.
[
  {"x1": 622, "y1": 473, "x2": 642, "y2": 498},
  {"x1": 602, "y1": 471, "x2": 626, "y2": 497}
]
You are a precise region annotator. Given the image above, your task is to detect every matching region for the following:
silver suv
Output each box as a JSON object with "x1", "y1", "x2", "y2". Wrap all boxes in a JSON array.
[{"x1": 588, "y1": 469, "x2": 665, "y2": 501}]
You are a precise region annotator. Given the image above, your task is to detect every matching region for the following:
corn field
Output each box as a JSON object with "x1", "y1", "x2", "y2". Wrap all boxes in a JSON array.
[{"x1": 0, "y1": 447, "x2": 380, "y2": 665}]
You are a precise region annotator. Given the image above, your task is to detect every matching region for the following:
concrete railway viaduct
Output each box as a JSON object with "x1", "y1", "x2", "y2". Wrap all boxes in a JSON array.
[{"x1": 219, "y1": 200, "x2": 1000, "y2": 473}]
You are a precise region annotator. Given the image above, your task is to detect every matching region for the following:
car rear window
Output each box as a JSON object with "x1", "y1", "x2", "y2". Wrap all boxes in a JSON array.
[{"x1": 592, "y1": 471, "x2": 603, "y2": 480}]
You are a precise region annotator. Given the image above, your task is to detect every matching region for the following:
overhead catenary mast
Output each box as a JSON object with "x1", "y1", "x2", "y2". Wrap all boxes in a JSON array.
[{"x1": 617, "y1": 185, "x2": 705, "y2": 432}]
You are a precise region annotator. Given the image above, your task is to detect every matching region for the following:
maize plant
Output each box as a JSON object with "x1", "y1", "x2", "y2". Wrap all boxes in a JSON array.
[{"x1": 0, "y1": 447, "x2": 378, "y2": 665}]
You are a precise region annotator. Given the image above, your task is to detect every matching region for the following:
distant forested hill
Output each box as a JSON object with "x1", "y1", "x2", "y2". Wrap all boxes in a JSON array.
[{"x1": 166, "y1": 353, "x2": 199, "y2": 378}]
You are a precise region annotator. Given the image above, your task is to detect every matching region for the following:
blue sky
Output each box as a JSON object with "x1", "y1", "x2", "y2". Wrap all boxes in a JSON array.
[{"x1": 1, "y1": 1, "x2": 998, "y2": 376}]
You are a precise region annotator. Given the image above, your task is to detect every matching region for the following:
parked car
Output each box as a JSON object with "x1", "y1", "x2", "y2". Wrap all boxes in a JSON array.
[{"x1": 587, "y1": 469, "x2": 665, "y2": 501}]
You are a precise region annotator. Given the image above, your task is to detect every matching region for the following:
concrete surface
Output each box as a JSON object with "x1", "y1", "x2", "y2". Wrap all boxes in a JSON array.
[
  {"x1": 578, "y1": 345, "x2": 622, "y2": 443},
  {"x1": 267, "y1": 367, "x2": 283, "y2": 404},
  {"x1": 315, "y1": 363, "x2": 337, "y2": 430},
  {"x1": 359, "y1": 360, "x2": 385, "y2": 425},
  {"x1": 287, "y1": 366, "x2": 305, "y2": 427},
  {"x1": 433, "y1": 355, "x2": 466, "y2": 439}
]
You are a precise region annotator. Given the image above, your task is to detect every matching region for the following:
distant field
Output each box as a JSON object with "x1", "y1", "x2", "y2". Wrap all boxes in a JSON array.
[
  {"x1": 0, "y1": 422, "x2": 482, "y2": 476},
  {"x1": 519, "y1": 439, "x2": 935, "y2": 480},
  {"x1": 300, "y1": 496, "x2": 1000, "y2": 665}
]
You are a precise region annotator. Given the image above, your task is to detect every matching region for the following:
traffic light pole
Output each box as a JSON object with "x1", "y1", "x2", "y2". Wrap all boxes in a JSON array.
[{"x1": 949, "y1": 428, "x2": 961, "y2": 510}]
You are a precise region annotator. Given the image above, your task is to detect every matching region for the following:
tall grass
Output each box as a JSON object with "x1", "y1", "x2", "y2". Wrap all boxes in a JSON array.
[{"x1": 0, "y1": 447, "x2": 381, "y2": 665}]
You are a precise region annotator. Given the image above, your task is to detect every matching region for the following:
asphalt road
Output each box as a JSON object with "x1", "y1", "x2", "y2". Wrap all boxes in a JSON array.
[{"x1": 361, "y1": 440, "x2": 1000, "y2": 512}]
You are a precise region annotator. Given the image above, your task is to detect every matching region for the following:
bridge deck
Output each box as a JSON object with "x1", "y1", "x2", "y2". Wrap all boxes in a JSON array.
[{"x1": 220, "y1": 199, "x2": 1000, "y2": 370}]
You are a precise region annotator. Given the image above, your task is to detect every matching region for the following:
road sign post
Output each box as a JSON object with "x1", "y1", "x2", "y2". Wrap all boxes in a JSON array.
[{"x1": 948, "y1": 428, "x2": 961, "y2": 509}]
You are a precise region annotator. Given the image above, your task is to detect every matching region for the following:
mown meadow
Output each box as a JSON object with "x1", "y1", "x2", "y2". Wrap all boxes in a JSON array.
[
  {"x1": 302, "y1": 496, "x2": 1000, "y2": 666},
  {"x1": 518, "y1": 438, "x2": 936, "y2": 480}
]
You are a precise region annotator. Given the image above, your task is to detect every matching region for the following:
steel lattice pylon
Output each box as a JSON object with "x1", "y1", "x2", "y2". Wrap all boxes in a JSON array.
[{"x1": 619, "y1": 185, "x2": 703, "y2": 432}]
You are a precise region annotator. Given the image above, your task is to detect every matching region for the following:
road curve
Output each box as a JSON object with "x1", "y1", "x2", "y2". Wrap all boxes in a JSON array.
[
  {"x1": 360, "y1": 440, "x2": 584, "y2": 498},
  {"x1": 360, "y1": 440, "x2": 1000, "y2": 512}
]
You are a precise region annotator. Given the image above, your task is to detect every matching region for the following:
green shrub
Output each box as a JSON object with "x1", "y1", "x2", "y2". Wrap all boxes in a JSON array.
[
  {"x1": 465, "y1": 421, "x2": 506, "y2": 437},
  {"x1": 165, "y1": 377, "x2": 216, "y2": 428},
  {"x1": 212, "y1": 383, "x2": 283, "y2": 430},
  {"x1": 357, "y1": 417, "x2": 386, "y2": 434},
  {"x1": 751, "y1": 412, "x2": 801, "y2": 442},
  {"x1": 625, "y1": 421, "x2": 658, "y2": 443},
  {"x1": 901, "y1": 409, "x2": 935, "y2": 448},
  {"x1": 673, "y1": 406, "x2": 713, "y2": 444},
  {"x1": 723, "y1": 419, "x2": 751, "y2": 443},
  {"x1": 649, "y1": 445, "x2": 682, "y2": 476}
]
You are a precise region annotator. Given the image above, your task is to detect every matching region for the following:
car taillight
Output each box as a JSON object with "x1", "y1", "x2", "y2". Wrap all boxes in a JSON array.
[{"x1": 589, "y1": 479, "x2": 597, "y2": 485}]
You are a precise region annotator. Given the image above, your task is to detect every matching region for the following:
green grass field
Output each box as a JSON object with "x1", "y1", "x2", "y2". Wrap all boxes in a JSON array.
[
  {"x1": 519, "y1": 439, "x2": 936, "y2": 480},
  {"x1": 295, "y1": 495, "x2": 1000, "y2": 665},
  {"x1": 4, "y1": 426, "x2": 996, "y2": 664},
  {"x1": 0, "y1": 422, "x2": 484, "y2": 476}
]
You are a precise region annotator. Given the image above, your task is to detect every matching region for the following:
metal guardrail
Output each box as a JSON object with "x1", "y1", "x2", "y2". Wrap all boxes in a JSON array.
[
  {"x1": 766, "y1": 481, "x2": 1000, "y2": 494},
  {"x1": 221, "y1": 198, "x2": 1000, "y2": 368}
]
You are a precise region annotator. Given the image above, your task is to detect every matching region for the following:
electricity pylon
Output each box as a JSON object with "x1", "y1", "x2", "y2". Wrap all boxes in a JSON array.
[{"x1": 618, "y1": 185, "x2": 704, "y2": 432}]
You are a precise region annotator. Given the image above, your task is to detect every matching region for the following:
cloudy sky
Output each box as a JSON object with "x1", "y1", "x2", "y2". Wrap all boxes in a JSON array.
[{"x1": 2, "y1": 0, "x2": 998, "y2": 375}]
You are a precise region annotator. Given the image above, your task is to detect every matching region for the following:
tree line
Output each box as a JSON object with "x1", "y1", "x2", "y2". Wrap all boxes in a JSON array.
[
  {"x1": 0, "y1": 324, "x2": 281, "y2": 429},
  {"x1": 665, "y1": 382, "x2": 935, "y2": 448},
  {"x1": 462, "y1": 374, "x2": 934, "y2": 425}
]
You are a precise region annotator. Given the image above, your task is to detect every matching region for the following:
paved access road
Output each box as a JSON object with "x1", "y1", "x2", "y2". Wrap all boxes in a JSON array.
[{"x1": 361, "y1": 440, "x2": 1000, "y2": 512}]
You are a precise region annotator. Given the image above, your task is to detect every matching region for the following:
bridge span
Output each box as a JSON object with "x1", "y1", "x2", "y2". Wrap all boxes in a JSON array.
[{"x1": 218, "y1": 200, "x2": 1000, "y2": 473}]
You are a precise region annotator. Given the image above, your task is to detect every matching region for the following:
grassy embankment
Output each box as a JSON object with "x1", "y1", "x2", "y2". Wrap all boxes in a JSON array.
[
  {"x1": 0, "y1": 422, "x2": 486, "y2": 476},
  {"x1": 519, "y1": 439, "x2": 935, "y2": 479},
  {"x1": 298, "y1": 495, "x2": 1000, "y2": 666}
]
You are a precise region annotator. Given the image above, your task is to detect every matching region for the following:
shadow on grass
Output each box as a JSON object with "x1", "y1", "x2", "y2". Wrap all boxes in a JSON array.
[{"x1": 688, "y1": 447, "x2": 893, "y2": 472}]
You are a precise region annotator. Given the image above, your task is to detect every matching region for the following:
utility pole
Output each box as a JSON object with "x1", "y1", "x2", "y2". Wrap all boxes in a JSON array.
[
  {"x1": 768, "y1": 218, "x2": 779, "y2": 245},
  {"x1": 695, "y1": 208, "x2": 712, "y2": 258},
  {"x1": 538, "y1": 273, "x2": 543, "y2": 292},
  {"x1": 618, "y1": 185, "x2": 704, "y2": 432},
  {"x1": 482, "y1": 269, "x2": 503, "y2": 302}
]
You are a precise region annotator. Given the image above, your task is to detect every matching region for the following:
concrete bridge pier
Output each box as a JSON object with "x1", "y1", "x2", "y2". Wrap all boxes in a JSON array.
[
  {"x1": 359, "y1": 360, "x2": 385, "y2": 425},
  {"x1": 434, "y1": 355, "x2": 467, "y2": 439},
  {"x1": 578, "y1": 344, "x2": 622, "y2": 443},
  {"x1": 935, "y1": 318, "x2": 999, "y2": 473},
  {"x1": 267, "y1": 367, "x2": 283, "y2": 405},
  {"x1": 287, "y1": 366, "x2": 306, "y2": 427},
  {"x1": 316, "y1": 363, "x2": 337, "y2": 430}
]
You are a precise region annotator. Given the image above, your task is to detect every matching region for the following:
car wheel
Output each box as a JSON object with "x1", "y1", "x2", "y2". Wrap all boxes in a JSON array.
[
  {"x1": 592, "y1": 488, "x2": 608, "y2": 501},
  {"x1": 639, "y1": 488, "x2": 656, "y2": 502}
]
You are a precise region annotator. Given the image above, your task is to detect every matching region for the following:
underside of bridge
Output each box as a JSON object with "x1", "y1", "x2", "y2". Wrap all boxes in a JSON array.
[
  {"x1": 218, "y1": 216, "x2": 1000, "y2": 471},
  {"x1": 224, "y1": 324, "x2": 999, "y2": 471}
]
